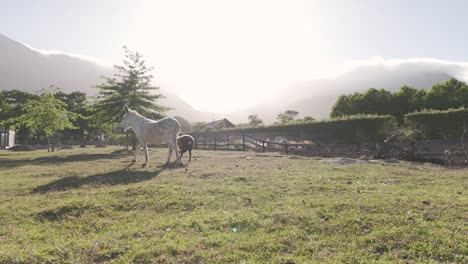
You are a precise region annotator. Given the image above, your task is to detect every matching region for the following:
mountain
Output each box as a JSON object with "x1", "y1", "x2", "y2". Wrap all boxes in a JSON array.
[
  {"x1": 0, "y1": 33, "x2": 113, "y2": 94},
  {"x1": 0, "y1": 33, "x2": 459, "y2": 124},
  {"x1": 0, "y1": 33, "x2": 216, "y2": 122},
  {"x1": 226, "y1": 63, "x2": 453, "y2": 123}
]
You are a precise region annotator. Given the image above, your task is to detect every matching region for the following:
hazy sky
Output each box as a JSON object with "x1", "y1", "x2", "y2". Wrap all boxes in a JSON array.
[{"x1": 2, "y1": 0, "x2": 468, "y2": 112}]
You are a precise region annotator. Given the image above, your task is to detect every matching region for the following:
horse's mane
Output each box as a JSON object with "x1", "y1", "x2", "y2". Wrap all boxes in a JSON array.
[{"x1": 129, "y1": 110, "x2": 153, "y2": 122}]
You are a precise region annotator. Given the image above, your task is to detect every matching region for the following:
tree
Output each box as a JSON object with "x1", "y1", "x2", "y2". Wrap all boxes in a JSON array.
[
  {"x1": 330, "y1": 78, "x2": 468, "y2": 119},
  {"x1": 173, "y1": 116, "x2": 192, "y2": 132},
  {"x1": 248, "y1": 114, "x2": 263, "y2": 127},
  {"x1": 426, "y1": 78, "x2": 468, "y2": 110},
  {"x1": 331, "y1": 94, "x2": 356, "y2": 118},
  {"x1": 303, "y1": 116, "x2": 315, "y2": 122},
  {"x1": 331, "y1": 86, "x2": 426, "y2": 119},
  {"x1": 96, "y1": 46, "x2": 167, "y2": 149},
  {"x1": 192, "y1": 122, "x2": 208, "y2": 132},
  {"x1": 277, "y1": 110, "x2": 299, "y2": 123},
  {"x1": 0, "y1": 90, "x2": 39, "y2": 142},
  {"x1": 0, "y1": 93, "x2": 9, "y2": 127},
  {"x1": 16, "y1": 89, "x2": 77, "y2": 151},
  {"x1": 56, "y1": 91, "x2": 98, "y2": 146},
  {"x1": 359, "y1": 88, "x2": 393, "y2": 115},
  {"x1": 392, "y1": 85, "x2": 427, "y2": 119}
]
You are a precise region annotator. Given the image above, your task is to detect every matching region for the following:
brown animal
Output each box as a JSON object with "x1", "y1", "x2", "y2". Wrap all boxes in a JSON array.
[{"x1": 177, "y1": 134, "x2": 194, "y2": 162}]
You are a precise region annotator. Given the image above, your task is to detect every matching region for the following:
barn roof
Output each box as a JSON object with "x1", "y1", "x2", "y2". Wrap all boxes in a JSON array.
[{"x1": 206, "y1": 118, "x2": 236, "y2": 129}]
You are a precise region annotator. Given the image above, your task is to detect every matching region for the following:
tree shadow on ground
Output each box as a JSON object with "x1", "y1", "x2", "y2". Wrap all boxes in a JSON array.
[
  {"x1": 32, "y1": 167, "x2": 163, "y2": 193},
  {"x1": 0, "y1": 149, "x2": 131, "y2": 169}
]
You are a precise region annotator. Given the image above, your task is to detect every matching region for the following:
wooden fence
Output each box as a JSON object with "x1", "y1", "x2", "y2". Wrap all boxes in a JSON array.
[
  {"x1": 193, "y1": 133, "x2": 468, "y2": 164},
  {"x1": 194, "y1": 133, "x2": 377, "y2": 157},
  {"x1": 194, "y1": 134, "x2": 244, "y2": 151},
  {"x1": 241, "y1": 134, "x2": 377, "y2": 157}
]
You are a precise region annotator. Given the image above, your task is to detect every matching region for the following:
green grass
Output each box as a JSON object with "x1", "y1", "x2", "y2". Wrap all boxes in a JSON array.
[{"x1": 0, "y1": 147, "x2": 467, "y2": 263}]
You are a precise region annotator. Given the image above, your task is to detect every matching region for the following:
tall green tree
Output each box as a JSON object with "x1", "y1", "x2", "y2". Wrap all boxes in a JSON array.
[
  {"x1": 96, "y1": 46, "x2": 166, "y2": 123},
  {"x1": 16, "y1": 89, "x2": 77, "y2": 151},
  {"x1": 96, "y1": 46, "x2": 166, "y2": 149},
  {"x1": 248, "y1": 114, "x2": 263, "y2": 127}
]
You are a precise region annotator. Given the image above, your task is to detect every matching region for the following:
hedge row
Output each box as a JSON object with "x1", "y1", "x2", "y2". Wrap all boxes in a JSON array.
[
  {"x1": 404, "y1": 107, "x2": 468, "y2": 139},
  {"x1": 193, "y1": 108, "x2": 468, "y2": 142},
  {"x1": 193, "y1": 115, "x2": 397, "y2": 144}
]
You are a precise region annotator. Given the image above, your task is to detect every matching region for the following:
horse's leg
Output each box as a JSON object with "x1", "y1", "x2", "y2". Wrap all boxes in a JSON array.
[
  {"x1": 180, "y1": 151, "x2": 184, "y2": 159},
  {"x1": 165, "y1": 148, "x2": 173, "y2": 166},
  {"x1": 133, "y1": 143, "x2": 143, "y2": 162},
  {"x1": 173, "y1": 144, "x2": 181, "y2": 165},
  {"x1": 143, "y1": 144, "x2": 149, "y2": 165},
  {"x1": 189, "y1": 150, "x2": 192, "y2": 162}
]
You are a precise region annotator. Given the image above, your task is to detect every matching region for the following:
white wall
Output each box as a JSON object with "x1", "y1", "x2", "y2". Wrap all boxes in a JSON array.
[{"x1": 8, "y1": 131, "x2": 15, "y2": 148}]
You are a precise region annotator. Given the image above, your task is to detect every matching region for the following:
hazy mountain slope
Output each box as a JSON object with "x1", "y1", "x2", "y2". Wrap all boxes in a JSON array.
[
  {"x1": 0, "y1": 33, "x2": 217, "y2": 122},
  {"x1": 0, "y1": 33, "x2": 459, "y2": 124},
  {"x1": 0, "y1": 33, "x2": 113, "y2": 93},
  {"x1": 285, "y1": 68, "x2": 452, "y2": 120},
  {"x1": 226, "y1": 65, "x2": 452, "y2": 123}
]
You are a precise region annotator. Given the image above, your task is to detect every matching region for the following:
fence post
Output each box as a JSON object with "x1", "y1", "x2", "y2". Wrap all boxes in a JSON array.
[
  {"x1": 227, "y1": 134, "x2": 229, "y2": 151},
  {"x1": 214, "y1": 135, "x2": 217, "y2": 150},
  {"x1": 204, "y1": 135, "x2": 206, "y2": 149},
  {"x1": 285, "y1": 143, "x2": 288, "y2": 154},
  {"x1": 242, "y1": 134, "x2": 245, "y2": 151},
  {"x1": 262, "y1": 141, "x2": 265, "y2": 152}
]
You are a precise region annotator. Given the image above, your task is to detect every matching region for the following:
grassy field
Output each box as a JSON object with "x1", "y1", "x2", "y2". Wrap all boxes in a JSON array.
[{"x1": 0, "y1": 147, "x2": 467, "y2": 263}]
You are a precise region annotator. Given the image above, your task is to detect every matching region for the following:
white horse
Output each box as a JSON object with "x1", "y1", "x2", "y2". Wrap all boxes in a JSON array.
[{"x1": 118, "y1": 106, "x2": 182, "y2": 166}]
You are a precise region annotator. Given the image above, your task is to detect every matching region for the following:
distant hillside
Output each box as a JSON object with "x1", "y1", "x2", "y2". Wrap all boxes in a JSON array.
[
  {"x1": 0, "y1": 33, "x2": 113, "y2": 94},
  {"x1": 0, "y1": 33, "x2": 217, "y2": 122},
  {"x1": 226, "y1": 63, "x2": 453, "y2": 123},
  {"x1": 0, "y1": 33, "x2": 459, "y2": 124}
]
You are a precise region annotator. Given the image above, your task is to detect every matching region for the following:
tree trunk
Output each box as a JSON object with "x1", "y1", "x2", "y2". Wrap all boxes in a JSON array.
[
  {"x1": 80, "y1": 133, "x2": 86, "y2": 148},
  {"x1": 47, "y1": 136, "x2": 50, "y2": 152}
]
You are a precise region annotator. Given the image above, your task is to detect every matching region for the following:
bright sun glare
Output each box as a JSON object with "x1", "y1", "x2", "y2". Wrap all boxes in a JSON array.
[{"x1": 125, "y1": 0, "x2": 327, "y2": 113}]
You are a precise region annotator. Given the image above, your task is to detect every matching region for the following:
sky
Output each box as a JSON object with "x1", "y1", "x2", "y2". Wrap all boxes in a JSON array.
[{"x1": 2, "y1": 0, "x2": 468, "y2": 112}]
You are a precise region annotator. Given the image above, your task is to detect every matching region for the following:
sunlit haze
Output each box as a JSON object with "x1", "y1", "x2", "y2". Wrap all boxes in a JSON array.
[
  {"x1": 127, "y1": 0, "x2": 326, "y2": 112},
  {"x1": 2, "y1": 0, "x2": 468, "y2": 113}
]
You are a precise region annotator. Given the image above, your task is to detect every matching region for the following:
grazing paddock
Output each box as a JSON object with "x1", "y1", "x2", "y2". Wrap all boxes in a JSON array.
[{"x1": 0, "y1": 147, "x2": 466, "y2": 263}]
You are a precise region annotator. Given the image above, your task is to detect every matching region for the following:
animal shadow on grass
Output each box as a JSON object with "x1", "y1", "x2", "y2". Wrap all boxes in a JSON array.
[
  {"x1": 32, "y1": 167, "x2": 163, "y2": 193},
  {"x1": 0, "y1": 150, "x2": 130, "y2": 169}
]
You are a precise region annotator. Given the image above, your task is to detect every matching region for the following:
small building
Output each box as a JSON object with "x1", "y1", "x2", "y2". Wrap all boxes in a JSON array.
[
  {"x1": 206, "y1": 118, "x2": 236, "y2": 130},
  {"x1": 0, "y1": 130, "x2": 15, "y2": 149}
]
